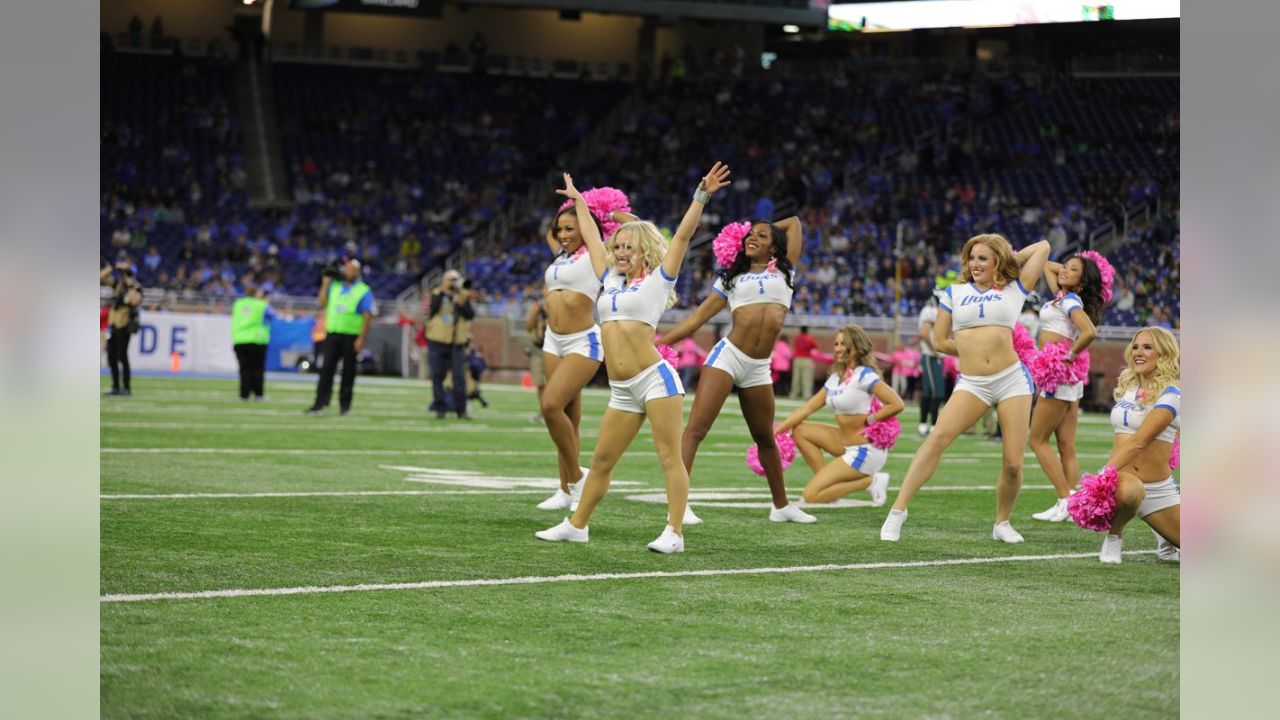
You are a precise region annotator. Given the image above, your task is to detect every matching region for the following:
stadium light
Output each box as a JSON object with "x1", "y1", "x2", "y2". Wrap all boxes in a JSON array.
[{"x1": 782, "y1": 24, "x2": 800, "y2": 33}]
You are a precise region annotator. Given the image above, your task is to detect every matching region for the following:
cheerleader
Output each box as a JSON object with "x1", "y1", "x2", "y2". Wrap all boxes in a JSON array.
[
  {"x1": 1028, "y1": 253, "x2": 1108, "y2": 522},
  {"x1": 537, "y1": 164, "x2": 731, "y2": 552},
  {"x1": 657, "y1": 213, "x2": 813, "y2": 523},
  {"x1": 774, "y1": 325, "x2": 905, "y2": 506},
  {"x1": 880, "y1": 235, "x2": 1051, "y2": 542},
  {"x1": 1091, "y1": 327, "x2": 1181, "y2": 564}
]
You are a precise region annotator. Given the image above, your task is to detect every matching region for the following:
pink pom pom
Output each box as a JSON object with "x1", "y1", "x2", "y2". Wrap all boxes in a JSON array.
[
  {"x1": 558, "y1": 187, "x2": 632, "y2": 240},
  {"x1": 655, "y1": 338, "x2": 679, "y2": 367},
  {"x1": 746, "y1": 431, "x2": 797, "y2": 477},
  {"x1": 713, "y1": 221, "x2": 751, "y2": 268},
  {"x1": 1169, "y1": 436, "x2": 1180, "y2": 471},
  {"x1": 1076, "y1": 250, "x2": 1116, "y2": 304},
  {"x1": 1030, "y1": 341, "x2": 1090, "y2": 393},
  {"x1": 861, "y1": 397, "x2": 901, "y2": 451},
  {"x1": 1068, "y1": 465, "x2": 1119, "y2": 532},
  {"x1": 1012, "y1": 322, "x2": 1038, "y2": 367}
]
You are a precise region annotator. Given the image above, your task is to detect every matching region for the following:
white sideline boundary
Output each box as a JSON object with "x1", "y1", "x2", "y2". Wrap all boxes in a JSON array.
[
  {"x1": 100, "y1": 484, "x2": 1057, "y2": 501},
  {"x1": 101, "y1": 550, "x2": 1157, "y2": 603}
]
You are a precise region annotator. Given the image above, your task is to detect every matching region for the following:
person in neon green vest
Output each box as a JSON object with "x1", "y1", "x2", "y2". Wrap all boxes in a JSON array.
[
  {"x1": 231, "y1": 283, "x2": 276, "y2": 401},
  {"x1": 306, "y1": 258, "x2": 374, "y2": 416}
]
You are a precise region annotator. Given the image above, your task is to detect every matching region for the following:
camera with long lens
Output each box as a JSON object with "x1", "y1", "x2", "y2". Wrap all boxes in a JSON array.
[{"x1": 321, "y1": 258, "x2": 344, "y2": 280}]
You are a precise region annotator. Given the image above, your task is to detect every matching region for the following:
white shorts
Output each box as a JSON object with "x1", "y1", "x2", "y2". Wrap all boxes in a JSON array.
[
  {"x1": 704, "y1": 337, "x2": 772, "y2": 388},
  {"x1": 1040, "y1": 381, "x2": 1085, "y2": 402},
  {"x1": 543, "y1": 325, "x2": 603, "y2": 362},
  {"x1": 607, "y1": 360, "x2": 685, "y2": 413},
  {"x1": 841, "y1": 444, "x2": 888, "y2": 476},
  {"x1": 954, "y1": 362, "x2": 1035, "y2": 407},
  {"x1": 1138, "y1": 476, "x2": 1180, "y2": 518}
]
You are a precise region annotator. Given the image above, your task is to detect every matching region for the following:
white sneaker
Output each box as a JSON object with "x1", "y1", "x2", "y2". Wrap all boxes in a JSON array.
[
  {"x1": 535, "y1": 518, "x2": 588, "y2": 543},
  {"x1": 1099, "y1": 533, "x2": 1123, "y2": 564},
  {"x1": 646, "y1": 525, "x2": 685, "y2": 553},
  {"x1": 668, "y1": 505, "x2": 703, "y2": 526},
  {"x1": 880, "y1": 508, "x2": 907, "y2": 541},
  {"x1": 1031, "y1": 498, "x2": 1070, "y2": 522},
  {"x1": 769, "y1": 503, "x2": 817, "y2": 523},
  {"x1": 568, "y1": 466, "x2": 589, "y2": 511},
  {"x1": 992, "y1": 521, "x2": 1025, "y2": 544},
  {"x1": 869, "y1": 473, "x2": 890, "y2": 507},
  {"x1": 917, "y1": 423, "x2": 930, "y2": 437},
  {"x1": 536, "y1": 489, "x2": 572, "y2": 511},
  {"x1": 1154, "y1": 530, "x2": 1180, "y2": 563}
]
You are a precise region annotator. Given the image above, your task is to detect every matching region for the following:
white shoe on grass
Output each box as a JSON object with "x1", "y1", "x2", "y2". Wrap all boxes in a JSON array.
[
  {"x1": 569, "y1": 466, "x2": 589, "y2": 511},
  {"x1": 536, "y1": 489, "x2": 572, "y2": 511},
  {"x1": 880, "y1": 508, "x2": 907, "y2": 541},
  {"x1": 646, "y1": 525, "x2": 684, "y2": 554},
  {"x1": 992, "y1": 521, "x2": 1025, "y2": 543},
  {"x1": 1099, "y1": 533, "x2": 1123, "y2": 564},
  {"x1": 869, "y1": 473, "x2": 890, "y2": 507},
  {"x1": 769, "y1": 503, "x2": 817, "y2": 523},
  {"x1": 535, "y1": 518, "x2": 588, "y2": 543},
  {"x1": 1154, "y1": 530, "x2": 1180, "y2": 563},
  {"x1": 1032, "y1": 498, "x2": 1070, "y2": 522}
]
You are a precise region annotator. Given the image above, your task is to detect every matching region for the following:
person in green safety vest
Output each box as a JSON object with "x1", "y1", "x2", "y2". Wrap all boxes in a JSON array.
[
  {"x1": 306, "y1": 258, "x2": 374, "y2": 416},
  {"x1": 231, "y1": 283, "x2": 276, "y2": 401}
]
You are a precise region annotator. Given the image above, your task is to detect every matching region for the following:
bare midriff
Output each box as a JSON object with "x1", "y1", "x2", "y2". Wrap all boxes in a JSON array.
[
  {"x1": 545, "y1": 289, "x2": 596, "y2": 335},
  {"x1": 954, "y1": 326, "x2": 1020, "y2": 376},
  {"x1": 724, "y1": 303, "x2": 788, "y2": 358},
  {"x1": 1111, "y1": 435, "x2": 1174, "y2": 482},
  {"x1": 601, "y1": 321, "x2": 663, "y2": 380}
]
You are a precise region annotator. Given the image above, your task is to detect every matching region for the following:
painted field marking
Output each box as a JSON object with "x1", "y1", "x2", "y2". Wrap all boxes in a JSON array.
[{"x1": 100, "y1": 550, "x2": 1158, "y2": 603}]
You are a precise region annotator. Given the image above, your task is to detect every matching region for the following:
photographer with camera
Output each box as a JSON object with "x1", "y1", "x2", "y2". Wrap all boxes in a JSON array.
[
  {"x1": 425, "y1": 269, "x2": 476, "y2": 419},
  {"x1": 305, "y1": 258, "x2": 374, "y2": 416},
  {"x1": 100, "y1": 260, "x2": 142, "y2": 396}
]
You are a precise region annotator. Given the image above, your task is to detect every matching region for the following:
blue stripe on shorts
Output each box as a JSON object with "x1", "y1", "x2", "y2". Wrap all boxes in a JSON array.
[
  {"x1": 587, "y1": 332, "x2": 600, "y2": 361},
  {"x1": 656, "y1": 362, "x2": 679, "y2": 396},
  {"x1": 849, "y1": 446, "x2": 868, "y2": 470},
  {"x1": 705, "y1": 339, "x2": 726, "y2": 367}
]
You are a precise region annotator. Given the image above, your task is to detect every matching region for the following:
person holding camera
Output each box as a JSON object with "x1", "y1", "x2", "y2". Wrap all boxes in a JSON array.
[
  {"x1": 305, "y1": 258, "x2": 373, "y2": 416},
  {"x1": 100, "y1": 260, "x2": 142, "y2": 396},
  {"x1": 425, "y1": 269, "x2": 476, "y2": 419},
  {"x1": 231, "y1": 282, "x2": 276, "y2": 401}
]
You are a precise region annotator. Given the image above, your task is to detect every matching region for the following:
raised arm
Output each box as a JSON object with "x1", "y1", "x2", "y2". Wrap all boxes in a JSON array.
[
  {"x1": 612, "y1": 211, "x2": 640, "y2": 225},
  {"x1": 1043, "y1": 259, "x2": 1064, "y2": 295},
  {"x1": 1106, "y1": 407, "x2": 1175, "y2": 471},
  {"x1": 543, "y1": 222, "x2": 560, "y2": 256},
  {"x1": 657, "y1": 292, "x2": 727, "y2": 345},
  {"x1": 1016, "y1": 239, "x2": 1051, "y2": 291},
  {"x1": 663, "y1": 162, "x2": 732, "y2": 280},
  {"x1": 932, "y1": 307, "x2": 958, "y2": 356},
  {"x1": 554, "y1": 173, "x2": 608, "y2": 278},
  {"x1": 773, "y1": 216, "x2": 804, "y2": 266},
  {"x1": 317, "y1": 276, "x2": 331, "y2": 309},
  {"x1": 775, "y1": 389, "x2": 829, "y2": 435}
]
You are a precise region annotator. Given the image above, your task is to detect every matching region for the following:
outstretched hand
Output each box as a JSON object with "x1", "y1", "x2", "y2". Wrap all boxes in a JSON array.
[
  {"x1": 555, "y1": 172, "x2": 583, "y2": 202},
  {"x1": 699, "y1": 162, "x2": 732, "y2": 196}
]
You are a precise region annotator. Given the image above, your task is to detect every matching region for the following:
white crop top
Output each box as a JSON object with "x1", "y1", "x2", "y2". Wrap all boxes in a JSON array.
[
  {"x1": 823, "y1": 365, "x2": 880, "y2": 416},
  {"x1": 1038, "y1": 292, "x2": 1084, "y2": 340},
  {"x1": 545, "y1": 247, "x2": 604, "y2": 299},
  {"x1": 940, "y1": 280, "x2": 1030, "y2": 331},
  {"x1": 711, "y1": 269, "x2": 793, "y2": 311},
  {"x1": 1110, "y1": 385, "x2": 1180, "y2": 444},
  {"x1": 597, "y1": 266, "x2": 677, "y2": 328}
]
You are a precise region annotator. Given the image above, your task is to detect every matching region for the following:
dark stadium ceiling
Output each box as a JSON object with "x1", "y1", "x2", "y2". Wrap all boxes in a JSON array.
[{"x1": 452, "y1": 1, "x2": 829, "y2": 26}]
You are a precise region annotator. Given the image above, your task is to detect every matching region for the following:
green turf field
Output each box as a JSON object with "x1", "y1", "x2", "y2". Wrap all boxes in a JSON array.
[{"x1": 101, "y1": 374, "x2": 1179, "y2": 719}]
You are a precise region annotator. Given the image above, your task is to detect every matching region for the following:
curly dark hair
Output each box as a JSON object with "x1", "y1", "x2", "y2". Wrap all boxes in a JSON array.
[
  {"x1": 1063, "y1": 254, "x2": 1106, "y2": 326},
  {"x1": 715, "y1": 220, "x2": 795, "y2": 293}
]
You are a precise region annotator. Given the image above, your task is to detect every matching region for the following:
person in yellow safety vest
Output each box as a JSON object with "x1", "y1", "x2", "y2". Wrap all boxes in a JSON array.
[
  {"x1": 306, "y1": 258, "x2": 374, "y2": 416},
  {"x1": 231, "y1": 283, "x2": 277, "y2": 401}
]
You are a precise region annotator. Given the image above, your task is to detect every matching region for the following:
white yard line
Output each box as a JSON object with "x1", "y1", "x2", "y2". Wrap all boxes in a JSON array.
[
  {"x1": 100, "y1": 550, "x2": 1157, "y2": 604},
  {"x1": 100, "y1": 484, "x2": 1058, "y2": 501}
]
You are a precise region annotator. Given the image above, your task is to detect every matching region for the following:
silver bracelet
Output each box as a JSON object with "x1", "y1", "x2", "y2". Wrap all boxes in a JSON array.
[{"x1": 693, "y1": 187, "x2": 710, "y2": 204}]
